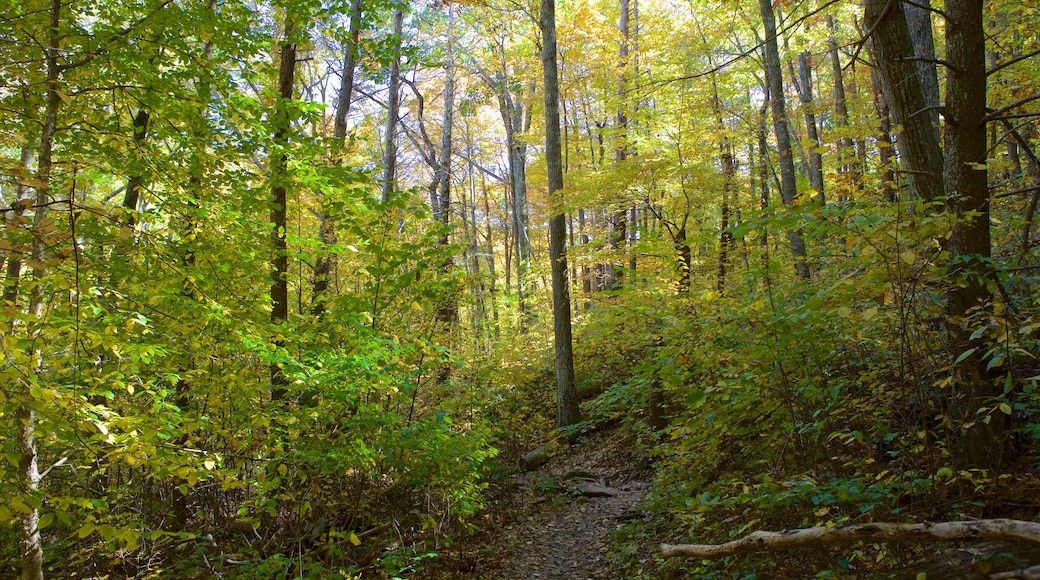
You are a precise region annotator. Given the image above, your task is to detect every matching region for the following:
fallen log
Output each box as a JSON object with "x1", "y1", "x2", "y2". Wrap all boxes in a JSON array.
[{"x1": 661, "y1": 519, "x2": 1040, "y2": 559}]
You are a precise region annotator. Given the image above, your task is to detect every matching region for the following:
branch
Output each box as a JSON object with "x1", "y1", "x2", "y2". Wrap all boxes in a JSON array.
[
  {"x1": 986, "y1": 93, "x2": 1040, "y2": 123},
  {"x1": 660, "y1": 519, "x2": 1040, "y2": 559},
  {"x1": 988, "y1": 46, "x2": 1040, "y2": 77}
]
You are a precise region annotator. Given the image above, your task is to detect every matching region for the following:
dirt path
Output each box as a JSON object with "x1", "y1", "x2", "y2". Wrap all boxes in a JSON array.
[
  {"x1": 492, "y1": 477, "x2": 646, "y2": 580},
  {"x1": 487, "y1": 430, "x2": 649, "y2": 580}
]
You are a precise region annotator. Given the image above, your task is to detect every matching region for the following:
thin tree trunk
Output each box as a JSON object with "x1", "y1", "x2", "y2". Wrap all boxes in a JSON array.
[
  {"x1": 381, "y1": 3, "x2": 404, "y2": 203},
  {"x1": 868, "y1": 56, "x2": 898, "y2": 203},
  {"x1": 541, "y1": 0, "x2": 578, "y2": 428},
  {"x1": 122, "y1": 108, "x2": 150, "y2": 226},
  {"x1": 269, "y1": 23, "x2": 297, "y2": 402},
  {"x1": 312, "y1": 0, "x2": 362, "y2": 319},
  {"x1": 827, "y1": 15, "x2": 854, "y2": 195},
  {"x1": 608, "y1": 0, "x2": 629, "y2": 290},
  {"x1": 18, "y1": 2, "x2": 63, "y2": 577},
  {"x1": 793, "y1": 51, "x2": 824, "y2": 205},
  {"x1": 758, "y1": 0, "x2": 810, "y2": 279},
  {"x1": 434, "y1": 12, "x2": 458, "y2": 350}
]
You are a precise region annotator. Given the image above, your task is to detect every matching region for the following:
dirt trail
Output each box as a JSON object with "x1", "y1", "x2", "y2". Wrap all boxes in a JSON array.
[
  {"x1": 492, "y1": 478, "x2": 646, "y2": 579},
  {"x1": 489, "y1": 430, "x2": 649, "y2": 580}
]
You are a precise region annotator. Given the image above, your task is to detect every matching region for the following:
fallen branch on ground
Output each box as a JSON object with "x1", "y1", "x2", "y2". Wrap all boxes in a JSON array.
[{"x1": 661, "y1": 519, "x2": 1040, "y2": 559}]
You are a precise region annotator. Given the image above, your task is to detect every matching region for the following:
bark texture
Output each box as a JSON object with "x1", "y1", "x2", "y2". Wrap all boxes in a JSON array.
[
  {"x1": 758, "y1": 0, "x2": 810, "y2": 279},
  {"x1": 661, "y1": 519, "x2": 1040, "y2": 559},
  {"x1": 541, "y1": 0, "x2": 579, "y2": 428}
]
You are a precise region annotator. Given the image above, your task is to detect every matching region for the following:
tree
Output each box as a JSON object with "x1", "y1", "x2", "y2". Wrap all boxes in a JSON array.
[
  {"x1": 269, "y1": 17, "x2": 298, "y2": 402},
  {"x1": 540, "y1": 0, "x2": 579, "y2": 428},
  {"x1": 757, "y1": 0, "x2": 810, "y2": 279}
]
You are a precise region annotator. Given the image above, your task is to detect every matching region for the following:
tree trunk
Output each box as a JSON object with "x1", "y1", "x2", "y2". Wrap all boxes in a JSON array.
[
  {"x1": 312, "y1": 0, "x2": 362, "y2": 319},
  {"x1": 17, "y1": 2, "x2": 63, "y2": 576},
  {"x1": 540, "y1": 0, "x2": 579, "y2": 428},
  {"x1": 794, "y1": 51, "x2": 824, "y2": 205},
  {"x1": 381, "y1": 3, "x2": 404, "y2": 203},
  {"x1": 122, "y1": 108, "x2": 150, "y2": 226},
  {"x1": 944, "y1": 0, "x2": 999, "y2": 472},
  {"x1": 864, "y1": 0, "x2": 943, "y2": 203},
  {"x1": 867, "y1": 56, "x2": 898, "y2": 203},
  {"x1": 608, "y1": 0, "x2": 630, "y2": 290},
  {"x1": 269, "y1": 24, "x2": 297, "y2": 402},
  {"x1": 903, "y1": 0, "x2": 941, "y2": 142},
  {"x1": 434, "y1": 12, "x2": 458, "y2": 370},
  {"x1": 826, "y1": 15, "x2": 854, "y2": 195},
  {"x1": 758, "y1": 0, "x2": 810, "y2": 279}
]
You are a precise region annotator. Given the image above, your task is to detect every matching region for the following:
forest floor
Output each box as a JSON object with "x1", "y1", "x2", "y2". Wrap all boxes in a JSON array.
[{"x1": 423, "y1": 428, "x2": 654, "y2": 579}]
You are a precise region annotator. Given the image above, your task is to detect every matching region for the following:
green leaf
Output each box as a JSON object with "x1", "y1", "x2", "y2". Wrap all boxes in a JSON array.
[
  {"x1": 999, "y1": 402, "x2": 1012, "y2": 415},
  {"x1": 38, "y1": 512, "x2": 55, "y2": 530},
  {"x1": 954, "y1": 347, "x2": 978, "y2": 365}
]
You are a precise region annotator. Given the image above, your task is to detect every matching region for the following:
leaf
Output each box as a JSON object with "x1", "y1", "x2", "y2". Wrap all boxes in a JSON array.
[
  {"x1": 38, "y1": 512, "x2": 54, "y2": 530},
  {"x1": 55, "y1": 90, "x2": 71, "y2": 105},
  {"x1": 954, "y1": 347, "x2": 978, "y2": 365},
  {"x1": 999, "y1": 402, "x2": 1012, "y2": 415},
  {"x1": 861, "y1": 307, "x2": 878, "y2": 321},
  {"x1": 77, "y1": 523, "x2": 95, "y2": 539},
  {"x1": 835, "y1": 306, "x2": 852, "y2": 318},
  {"x1": 349, "y1": 531, "x2": 361, "y2": 546}
]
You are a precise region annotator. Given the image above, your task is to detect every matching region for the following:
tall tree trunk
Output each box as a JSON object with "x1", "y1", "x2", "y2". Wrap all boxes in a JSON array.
[
  {"x1": 381, "y1": 3, "x2": 404, "y2": 203},
  {"x1": 18, "y1": 2, "x2": 63, "y2": 577},
  {"x1": 864, "y1": 0, "x2": 943, "y2": 203},
  {"x1": 944, "y1": 0, "x2": 999, "y2": 472},
  {"x1": 868, "y1": 57, "x2": 898, "y2": 203},
  {"x1": 757, "y1": 98, "x2": 771, "y2": 272},
  {"x1": 758, "y1": 0, "x2": 810, "y2": 279},
  {"x1": 607, "y1": 0, "x2": 629, "y2": 290},
  {"x1": 793, "y1": 51, "x2": 824, "y2": 205},
  {"x1": 904, "y1": 0, "x2": 941, "y2": 142},
  {"x1": 312, "y1": 0, "x2": 362, "y2": 319},
  {"x1": 269, "y1": 23, "x2": 297, "y2": 402},
  {"x1": 540, "y1": 0, "x2": 579, "y2": 428},
  {"x1": 434, "y1": 12, "x2": 458, "y2": 360},
  {"x1": 827, "y1": 15, "x2": 854, "y2": 195}
]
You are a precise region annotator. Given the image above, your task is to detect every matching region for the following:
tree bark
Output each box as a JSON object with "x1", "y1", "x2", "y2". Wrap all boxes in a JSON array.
[
  {"x1": 269, "y1": 23, "x2": 297, "y2": 402},
  {"x1": 434, "y1": 10, "x2": 458, "y2": 349},
  {"x1": 661, "y1": 519, "x2": 1040, "y2": 559},
  {"x1": 864, "y1": 0, "x2": 943, "y2": 203},
  {"x1": 903, "y1": 0, "x2": 941, "y2": 141},
  {"x1": 311, "y1": 0, "x2": 362, "y2": 319},
  {"x1": 793, "y1": 51, "x2": 824, "y2": 205},
  {"x1": 381, "y1": 3, "x2": 404, "y2": 203},
  {"x1": 17, "y1": 2, "x2": 63, "y2": 577},
  {"x1": 122, "y1": 108, "x2": 150, "y2": 226},
  {"x1": 758, "y1": 0, "x2": 810, "y2": 279},
  {"x1": 540, "y1": 0, "x2": 579, "y2": 428},
  {"x1": 608, "y1": 0, "x2": 629, "y2": 290},
  {"x1": 944, "y1": 0, "x2": 999, "y2": 471},
  {"x1": 826, "y1": 15, "x2": 854, "y2": 194}
]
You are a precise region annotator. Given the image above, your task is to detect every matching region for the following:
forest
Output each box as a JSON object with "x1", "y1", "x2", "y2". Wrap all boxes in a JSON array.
[{"x1": 1, "y1": 0, "x2": 1039, "y2": 577}]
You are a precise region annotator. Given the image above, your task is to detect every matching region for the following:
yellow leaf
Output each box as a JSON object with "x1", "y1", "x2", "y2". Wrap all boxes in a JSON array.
[
  {"x1": 999, "y1": 402, "x2": 1012, "y2": 415},
  {"x1": 77, "y1": 523, "x2": 95, "y2": 539},
  {"x1": 55, "y1": 90, "x2": 71, "y2": 105},
  {"x1": 815, "y1": 507, "x2": 830, "y2": 516},
  {"x1": 349, "y1": 532, "x2": 361, "y2": 546},
  {"x1": 835, "y1": 306, "x2": 852, "y2": 318},
  {"x1": 346, "y1": 244, "x2": 359, "y2": 253},
  {"x1": 861, "y1": 307, "x2": 878, "y2": 321}
]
